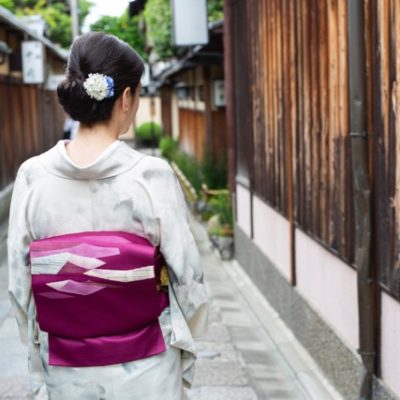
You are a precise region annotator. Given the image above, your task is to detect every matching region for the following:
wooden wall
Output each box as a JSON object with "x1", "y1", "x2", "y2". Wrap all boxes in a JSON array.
[
  {"x1": 160, "y1": 86, "x2": 173, "y2": 137},
  {"x1": 232, "y1": 0, "x2": 354, "y2": 262},
  {"x1": 370, "y1": 0, "x2": 400, "y2": 298},
  {"x1": 230, "y1": 0, "x2": 400, "y2": 299},
  {"x1": 178, "y1": 108, "x2": 206, "y2": 161},
  {"x1": 0, "y1": 76, "x2": 65, "y2": 191},
  {"x1": 211, "y1": 108, "x2": 227, "y2": 163}
]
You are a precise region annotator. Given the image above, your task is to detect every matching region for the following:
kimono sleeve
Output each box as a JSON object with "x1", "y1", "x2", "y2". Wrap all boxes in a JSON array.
[
  {"x1": 7, "y1": 164, "x2": 48, "y2": 399},
  {"x1": 7, "y1": 165, "x2": 32, "y2": 344},
  {"x1": 156, "y1": 162, "x2": 209, "y2": 338}
]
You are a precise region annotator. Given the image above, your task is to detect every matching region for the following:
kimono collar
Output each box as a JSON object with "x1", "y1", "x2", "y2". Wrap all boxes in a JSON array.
[{"x1": 39, "y1": 139, "x2": 146, "y2": 180}]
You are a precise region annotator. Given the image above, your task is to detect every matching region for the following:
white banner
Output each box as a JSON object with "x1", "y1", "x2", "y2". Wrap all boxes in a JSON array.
[
  {"x1": 22, "y1": 41, "x2": 45, "y2": 84},
  {"x1": 171, "y1": 0, "x2": 208, "y2": 46}
]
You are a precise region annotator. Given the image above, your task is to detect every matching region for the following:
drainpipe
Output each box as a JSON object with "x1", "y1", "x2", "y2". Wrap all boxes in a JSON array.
[
  {"x1": 223, "y1": 0, "x2": 236, "y2": 210},
  {"x1": 347, "y1": 1, "x2": 376, "y2": 399}
]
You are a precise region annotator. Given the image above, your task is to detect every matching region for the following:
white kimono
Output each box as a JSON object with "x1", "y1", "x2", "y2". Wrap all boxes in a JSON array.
[{"x1": 7, "y1": 139, "x2": 209, "y2": 400}]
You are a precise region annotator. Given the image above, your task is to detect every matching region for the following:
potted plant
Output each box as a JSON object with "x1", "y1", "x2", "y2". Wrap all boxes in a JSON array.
[{"x1": 207, "y1": 192, "x2": 234, "y2": 260}]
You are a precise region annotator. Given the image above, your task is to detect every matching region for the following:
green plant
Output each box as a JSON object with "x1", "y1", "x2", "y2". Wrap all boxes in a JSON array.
[
  {"x1": 159, "y1": 136, "x2": 179, "y2": 160},
  {"x1": 208, "y1": 192, "x2": 233, "y2": 228},
  {"x1": 201, "y1": 150, "x2": 227, "y2": 189},
  {"x1": 143, "y1": 0, "x2": 176, "y2": 60},
  {"x1": 90, "y1": 12, "x2": 147, "y2": 61},
  {"x1": 172, "y1": 151, "x2": 202, "y2": 195},
  {"x1": 2, "y1": 0, "x2": 94, "y2": 48},
  {"x1": 135, "y1": 122, "x2": 163, "y2": 142},
  {"x1": 143, "y1": 0, "x2": 224, "y2": 61},
  {"x1": 208, "y1": 0, "x2": 223, "y2": 22},
  {"x1": 0, "y1": 0, "x2": 14, "y2": 9}
]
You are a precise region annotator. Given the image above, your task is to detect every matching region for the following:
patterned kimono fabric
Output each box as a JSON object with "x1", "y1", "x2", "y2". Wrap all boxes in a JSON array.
[{"x1": 7, "y1": 139, "x2": 209, "y2": 400}]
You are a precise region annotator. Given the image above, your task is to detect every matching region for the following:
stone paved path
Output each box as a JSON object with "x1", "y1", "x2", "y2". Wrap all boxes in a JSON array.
[{"x1": 187, "y1": 219, "x2": 341, "y2": 400}]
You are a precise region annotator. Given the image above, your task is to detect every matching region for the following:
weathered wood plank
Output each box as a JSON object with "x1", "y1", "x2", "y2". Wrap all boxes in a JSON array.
[
  {"x1": 327, "y1": 0, "x2": 339, "y2": 250},
  {"x1": 338, "y1": 0, "x2": 350, "y2": 258}
]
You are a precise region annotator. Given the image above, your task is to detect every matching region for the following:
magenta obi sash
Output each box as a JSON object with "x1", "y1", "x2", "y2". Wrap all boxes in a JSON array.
[{"x1": 29, "y1": 231, "x2": 169, "y2": 367}]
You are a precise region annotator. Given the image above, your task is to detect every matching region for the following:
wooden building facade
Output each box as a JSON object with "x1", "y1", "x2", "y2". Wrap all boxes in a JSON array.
[
  {"x1": 157, "y1": 21, "x2": 227, "y2": 164},
  {"x1": 0, "y1": 6, "x2": 67, "y2": 196},
  {"x1": 224, "y1": 0, "x2": 400, "y2": 398}
]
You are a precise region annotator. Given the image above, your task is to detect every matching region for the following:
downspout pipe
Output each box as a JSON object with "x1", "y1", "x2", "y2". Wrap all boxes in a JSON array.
[
  {"x1": 223, "y1": 0, "x2": 237, "y2": 218},
  {"x1": 347, "y1": 1, "x2": 376, "y2": 399}
]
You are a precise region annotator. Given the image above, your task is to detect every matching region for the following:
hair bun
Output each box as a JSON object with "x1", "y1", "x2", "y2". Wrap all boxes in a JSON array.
[
  {"x1": 57, "y1": 78, "x2": 100, "y2": 124},
  {"x1": 57, "y1": 32, "x2": 144, "y2": 126}
]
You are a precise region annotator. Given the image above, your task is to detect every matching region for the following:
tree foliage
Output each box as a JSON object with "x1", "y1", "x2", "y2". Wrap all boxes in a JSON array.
[
  {"x1": 208, "y1": 0, "x2": 223, "y2": 22},
  {"x1": 143, "y1": 0, "x2": 224, "y2": 61},
  {"x1": 0, "y1": 0, "x2": 224, "y2": 56},
  {"x1": 0, "y1": 0, "x2": 93, "y2": 49},
  {"x1": 143, "y1": 0, "x2": 175, "y2": 60},
  {"x1": 90, "y1": 12, "x2": 147, "y2": 61},
  {"x1": 0, "y1": 0, "x2": 14, "y2": 9}
]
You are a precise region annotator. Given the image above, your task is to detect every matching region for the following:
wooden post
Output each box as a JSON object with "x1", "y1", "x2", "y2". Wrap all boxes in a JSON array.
[{"x1": 223, "y1": 0, "x2": 236, "y2": 201}]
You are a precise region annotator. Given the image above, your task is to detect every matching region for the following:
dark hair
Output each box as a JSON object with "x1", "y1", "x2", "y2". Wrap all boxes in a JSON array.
[{"x1": 57, "y1": 32, "x2": 145, "y2": 126}]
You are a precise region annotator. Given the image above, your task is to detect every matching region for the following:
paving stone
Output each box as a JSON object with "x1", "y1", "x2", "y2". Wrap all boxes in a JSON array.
[
  {"x1": 256, "y1": 381, "x2": 306, "y2": 400},
  {"x1": 229, "y1": 326, "x2": 268, "y2": 344},
  {"x1": 221, "y1": 310, "x2": 258, "y2": 328},
  {"x1": 233, "y1": 339, "x2": 275, "y2": 352},
  {"x1": 188, "y1": 386, "x2": 258, "y2": 400},
  {"x1": 195, "y1": 341, "x2": 239, "y2": 361},
  {"x1": 212, "y1": 298, "x2": 243, "y2": 312},
  {"x1": 193, "y1": 360, "x2": 249, "y2": 386},
  {"x1": 200, "y1": 322, "x2": 231, "y2": 343},
  {"x1": 0, "y1": 354, "x2": 28, "y2": 378},
  {"x1": 0, "y1": 376, "x2": 30, "y2": 400}
]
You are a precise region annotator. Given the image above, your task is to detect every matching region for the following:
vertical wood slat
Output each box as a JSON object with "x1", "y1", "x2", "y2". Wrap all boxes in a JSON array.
[
  {"x1": 387, "y1": 0, "x2": 397, "y2": 282},
  {"x1": 302, "y1": 0, "x2": 311, "y2": 232},
  {"x1": 258, "y1": 0, "x2": 266, "y2": 199},
  {"x1": 393, "y1": 0, "x2": 400, "y2": 277},
  {"x1": 289, "y1": 0, "x2": 297, "y2": 227},
  {"x1": 276, "y1": 0, "x2": 284, "y2": 212},
  {"x1": 375, "y1": 0, "x2": 391, "y2": 288},
  {"x1": 265, "y1": 0, "x2": 274, "y2": 202},
  {"x1": 338, "y1": 0, "x2": 351, "y2": 259},
  {"x1": 318, "y1": 0, "x2": 330, "y2": 244},
  {"x1": 327, "y1": 0, "x2": 339, "y2": 250},
  {"x1": 310, "y1": 0, "x2": 320, "y2": 237},
  {"x1": 271, "y1": 0, "x2": 278, "y2": 207},
  {"x1": 249, "y1": 0, "x2": 259, "y2": 197},
  {"x1": 0, "y1": 81, "x2": 64, "y2": 192},
  {"x1": 3, "y1": 82, "x2": 14, "y2": 185},
  {"x1": 259, "y1": 0, "x2": 267, "y2": 198},
  {"x1": 0, "y1": 84, "x2": 6, "y2": 187},
  {"x1": 282, "y1": 0, "x2": 297, "y2": 285},
  {"x1": 296, "y1": 0, "x2": 304, "y2": 226}
]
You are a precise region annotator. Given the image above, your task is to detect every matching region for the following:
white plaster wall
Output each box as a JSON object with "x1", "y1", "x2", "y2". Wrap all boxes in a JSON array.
[
  {"x1": 171, "y1": 92, "x2": 180, "y2": 140},
  {"x1": 381, "y1": 292, "x2": 400, "y2": 398},
  {"x1": 236, "y1": 193, "x2": 359, "y2": 353},
  {"x1": 252, "y1": 195, "x2": 291, "y2": 280},
  {"x1": 135, "y1": 96, "x2": 162, "y2": 128},
  {"x1": 235, "y1": 183, "x2": 251, "y2": 237},
  {"x1": 295, "y1": 229, "x2": 359, "y2": 350}
]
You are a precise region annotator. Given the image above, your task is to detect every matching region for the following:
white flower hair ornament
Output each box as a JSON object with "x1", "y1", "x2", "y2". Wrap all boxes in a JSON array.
[{"x1": 83, "y1": 73, "x2": 115, "y2": 101}]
